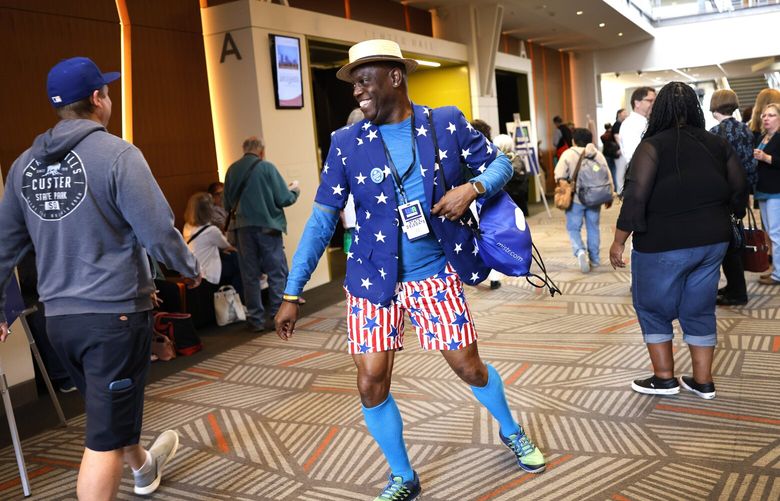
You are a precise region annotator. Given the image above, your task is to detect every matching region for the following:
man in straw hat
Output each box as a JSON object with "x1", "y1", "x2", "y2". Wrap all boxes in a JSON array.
[
  {"x1": 275, "y1": 39, "x2": 545, "y2": 499},
  {"x1": 0, "y1": 57, "x2": 201, "y2": 499}
]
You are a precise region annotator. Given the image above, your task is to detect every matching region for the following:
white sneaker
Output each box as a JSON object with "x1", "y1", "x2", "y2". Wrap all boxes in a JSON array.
[
  {"x1": 134, "y1": 430, "x2": 179, "y2": 495},
  {"x1": 577, "y1": 250, "x2": 590, "y2": 273}
]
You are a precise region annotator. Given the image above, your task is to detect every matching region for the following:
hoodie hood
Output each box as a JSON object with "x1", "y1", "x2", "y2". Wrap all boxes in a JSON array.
[
  {"x1": 30, "y1": 119, "x2": 105, "y2": 164},
  {"x1": 583, "y1": 143, "x2": 598, "y2": 159}
]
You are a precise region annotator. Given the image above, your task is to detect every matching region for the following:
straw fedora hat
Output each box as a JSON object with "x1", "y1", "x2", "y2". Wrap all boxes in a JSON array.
[{"x1": 336, "y1": 39, "x2": 418, "y2": 82}]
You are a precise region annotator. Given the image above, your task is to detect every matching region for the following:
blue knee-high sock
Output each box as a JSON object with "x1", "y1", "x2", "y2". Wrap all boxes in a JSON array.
[
  {"x1": 362, "y1": 393, "x2": 414, "y2": 483},
  {"x1": 471, "y1": 364, "x2": 520, "y2": 436}
]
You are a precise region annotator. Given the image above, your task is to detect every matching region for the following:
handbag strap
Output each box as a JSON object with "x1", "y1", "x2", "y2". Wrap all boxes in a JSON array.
[
  {"x1": 186, "y1": 224, "x2": 211, "y2": 244},
  {"x1": 428, "y1": 109, "x2": 445, "y2": 187},
  {"x1": 746, "y1": 204, "x2": 759, "y2": 230},
  {"x1": 225, "y1": 158, "x2": 262, "y2": 230},
  {"x1": 571, "y1": 149, "x2": 587, "y2": 186},
  {"x1": 427, "y1": 109, "x2": 479, "y2": 231}
]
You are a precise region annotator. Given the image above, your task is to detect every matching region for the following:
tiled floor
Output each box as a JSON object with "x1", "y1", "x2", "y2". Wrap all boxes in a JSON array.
[{"x1": 1, "y1": 204, "x2": 778, "y2": 500}]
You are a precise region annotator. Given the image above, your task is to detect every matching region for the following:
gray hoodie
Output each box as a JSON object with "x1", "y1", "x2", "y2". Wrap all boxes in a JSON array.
[{"x1": 0, "y1": 119, "x2": 199, "y2": 322}]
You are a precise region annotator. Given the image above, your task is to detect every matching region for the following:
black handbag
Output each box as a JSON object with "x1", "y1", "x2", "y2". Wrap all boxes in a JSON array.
[{"x1": 729, "y1": 214, "x2": 745, "y2": 251}]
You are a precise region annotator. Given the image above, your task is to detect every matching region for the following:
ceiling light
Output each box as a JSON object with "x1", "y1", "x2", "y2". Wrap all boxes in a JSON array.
[
  {"x1": 618, "y1": 32, "x2": 623, "y2": 37},
  {"x1": 576, "y1": 11, "x2": 583, "y2": 15},
  {"x1": 414, "y1": 59, "x2": 441, "y2": 68},
  {"x1": 599, "y1": 22, "x2": 605, "y2": 28}
]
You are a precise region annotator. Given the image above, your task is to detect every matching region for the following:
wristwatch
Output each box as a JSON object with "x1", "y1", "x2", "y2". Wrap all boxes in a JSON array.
[{"x1": 470, "y1": 180, "x2": 486, "y2": 196}]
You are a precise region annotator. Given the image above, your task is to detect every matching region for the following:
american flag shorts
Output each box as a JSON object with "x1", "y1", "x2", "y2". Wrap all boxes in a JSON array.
[{"x1": 345, "y1": 264, "x2": 477, "y2": 355}]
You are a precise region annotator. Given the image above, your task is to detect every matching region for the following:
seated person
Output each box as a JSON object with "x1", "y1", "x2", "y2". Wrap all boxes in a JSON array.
[
  {"x1": 183, "y1": 192, "x2": 239, "y2": 326},
  {"x1": 207, "y1": 181, "x2": 228, "y2": 230}
]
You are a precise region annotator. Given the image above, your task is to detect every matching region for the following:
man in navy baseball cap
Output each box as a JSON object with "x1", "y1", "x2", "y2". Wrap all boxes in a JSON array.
[
  {"x1": 47, "y1": 57, "x2": 120, "y2": 108},
  {"x1": 0, "y1": 54, "x2": 201, "y2": 499}
]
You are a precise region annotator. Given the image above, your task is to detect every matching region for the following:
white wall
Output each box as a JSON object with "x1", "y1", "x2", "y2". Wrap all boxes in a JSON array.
[
  {"x1": 594, "y1": 11, "x2": 780, "y2": 74},
  {"x1": 573, "y1": 9, "x2": 780, "y2": 147}
]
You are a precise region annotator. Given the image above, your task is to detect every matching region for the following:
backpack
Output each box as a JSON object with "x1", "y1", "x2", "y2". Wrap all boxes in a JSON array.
[
  {"x1": 576, "y1": 156, "x2": 613, "y2": 207},
  {"x1": 601, "y1": 131, "x2": 620, "y2": 158}
]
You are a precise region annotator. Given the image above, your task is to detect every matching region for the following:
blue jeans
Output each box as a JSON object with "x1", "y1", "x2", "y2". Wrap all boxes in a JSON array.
[
  {"x1": 566, "y1": 202, "x2": 602, "y2": 265},
  {"x1": 759, "y1": 199, "x2": 780, "y2": 281},
  {"x1": 631, "y1": 242, "x2": 728, "y2": 347},
  {"x1": 236, "y1": 227, "x2": 288, "y2": 327}
]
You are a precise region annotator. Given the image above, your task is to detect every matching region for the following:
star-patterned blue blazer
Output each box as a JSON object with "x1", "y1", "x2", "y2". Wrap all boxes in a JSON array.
[{"x1": 314, "y1": 104, "x2": 500, "y2": 306}]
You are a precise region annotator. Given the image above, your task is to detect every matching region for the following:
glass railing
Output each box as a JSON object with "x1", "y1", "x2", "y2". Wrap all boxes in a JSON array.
[{"x1": 629, "y1": 0, "x2": 780, "y2": 23}]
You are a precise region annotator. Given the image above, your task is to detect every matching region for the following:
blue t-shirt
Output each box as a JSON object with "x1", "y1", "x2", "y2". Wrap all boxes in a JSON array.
[{"x1": 378, "y1": 118, "x2": 447, "y2": 281}]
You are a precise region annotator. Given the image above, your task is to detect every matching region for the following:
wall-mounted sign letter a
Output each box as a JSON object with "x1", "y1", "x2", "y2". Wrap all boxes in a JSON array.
[{"x1": 220, "y1": 32, "x2": 242, "y2": 63}]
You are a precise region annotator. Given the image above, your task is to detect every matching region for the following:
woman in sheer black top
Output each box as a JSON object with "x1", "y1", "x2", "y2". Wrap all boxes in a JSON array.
[{"x1": 609, "y1": 82, "x2": 747, "y2": 400}]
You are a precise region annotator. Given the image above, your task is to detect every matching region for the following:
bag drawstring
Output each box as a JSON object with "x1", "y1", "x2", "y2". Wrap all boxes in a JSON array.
[{"x1": 525, "y1": 243, "x2": 562, "y2": 297}]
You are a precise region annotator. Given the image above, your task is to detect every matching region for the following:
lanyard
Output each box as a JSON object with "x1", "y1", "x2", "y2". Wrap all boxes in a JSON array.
[{"x1": 378, "y1": 109, "x2": 417, "y2": 205}]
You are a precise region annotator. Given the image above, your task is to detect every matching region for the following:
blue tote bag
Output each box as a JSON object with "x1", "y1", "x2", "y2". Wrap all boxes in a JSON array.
[{"x1": 474, "y1": 191, "x2": 533, "y2": 276}]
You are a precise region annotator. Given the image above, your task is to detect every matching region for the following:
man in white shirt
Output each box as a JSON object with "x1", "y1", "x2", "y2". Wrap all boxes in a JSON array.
[{"x1": 617, "y1": 87, "x2": 656, "y2": 193}]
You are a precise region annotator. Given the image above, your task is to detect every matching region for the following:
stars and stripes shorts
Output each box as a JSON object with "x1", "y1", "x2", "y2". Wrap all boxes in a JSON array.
[{"x1": 345, "y1": 264, "x2": 477, "y2": 355}]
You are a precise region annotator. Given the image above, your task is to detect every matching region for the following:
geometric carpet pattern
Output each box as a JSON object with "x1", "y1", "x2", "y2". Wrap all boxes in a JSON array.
[{"x1": 1, "y1": 206, "x2": 779, "y2": 500}]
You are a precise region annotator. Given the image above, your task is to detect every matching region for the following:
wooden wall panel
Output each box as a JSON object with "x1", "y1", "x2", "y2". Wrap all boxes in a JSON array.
[
  {"x1": 350, "y1": 0, "x2": 405, "y2": 30},
  {"x1": 0, "y1": 0, "x2": 116, "y2": 22},
  {"x1": 127, "y1": 0, "x2": 201, "y2": 32},
  {"x1": 126, "y1": 0, "x2": 218, "y2": 226},
  {"x1": 289, "y1": 0, "x2": 345, "y2": 18},
  {"x1": 0, "y1": 4, "x2": 121, "y2": 177},
  {"x1": 406, "y1": 5, "x2": 433, "y2": 37},
  {"x1": 528, "y1": 42, "x2": 572, "y2": 192}
]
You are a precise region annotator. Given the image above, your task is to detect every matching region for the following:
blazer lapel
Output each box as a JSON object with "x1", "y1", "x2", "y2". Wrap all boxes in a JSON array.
[{"x1": 412, "y1": 104, "x2": 437, "y2": 206}]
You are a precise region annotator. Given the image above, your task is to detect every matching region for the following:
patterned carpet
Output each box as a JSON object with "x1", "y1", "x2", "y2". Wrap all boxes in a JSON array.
[{"x1": 1, "y1": 204, "x2": 779, "y2": 500}]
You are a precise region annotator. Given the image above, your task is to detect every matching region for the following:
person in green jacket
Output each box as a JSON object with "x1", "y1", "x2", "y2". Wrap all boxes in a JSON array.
[{"x1": 223, "y1": 136, "x2": 299, "y2": 332}]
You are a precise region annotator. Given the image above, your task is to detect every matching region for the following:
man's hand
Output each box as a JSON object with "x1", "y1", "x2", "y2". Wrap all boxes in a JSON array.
[
  {"x1": 609, "y1": 240, "x2": 626, "y2": 269},
  {"x1": 151, "y1": 290, "x2": 163, "y2": 308},
  {"x1": 183, "y1": 273, "x2": 203, "y2": 289},
  {"x1": 275, "y1": 301, "x2": 299, "y2": 341},
  {"x1": 0, "y1": 322, "x2": 10, "y2": 343},
  {"x1": 431, "y1": 183, "x2": 477, "y2": 222}
]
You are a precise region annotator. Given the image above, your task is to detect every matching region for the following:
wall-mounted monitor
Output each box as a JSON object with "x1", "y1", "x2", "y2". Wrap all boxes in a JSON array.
[{"x1": 269, "y1": 34, "x2": 303, "y2": 109}]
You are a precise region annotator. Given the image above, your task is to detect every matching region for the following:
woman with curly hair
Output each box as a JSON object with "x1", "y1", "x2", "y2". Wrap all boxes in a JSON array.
[{"x1": 609, "y1": 82, "x2": 747, "y2": 399}]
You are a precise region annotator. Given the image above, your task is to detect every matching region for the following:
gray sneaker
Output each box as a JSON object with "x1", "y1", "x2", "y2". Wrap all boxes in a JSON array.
[
  {"x1": 577, "y1": 250, "x2": 590, "y2": 273},
  {"x1": 134, "y1": 430, "x2": 179, "y2": 495}
]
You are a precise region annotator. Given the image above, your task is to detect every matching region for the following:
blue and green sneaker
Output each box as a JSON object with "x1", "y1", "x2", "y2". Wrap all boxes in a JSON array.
[
  {"x1": 373, "y1": 470, "x2": 422, "y2": 500},
  {"x1": 499, "y1": 427, "x2": 546, "y2": 473}
]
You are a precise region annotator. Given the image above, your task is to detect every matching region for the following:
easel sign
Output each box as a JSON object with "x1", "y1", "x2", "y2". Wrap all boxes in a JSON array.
[
  {"x1": 510, "y1": 121, "x2": 552, "y2": 218},
  {"x1": 1, "y1": 272, "x2": 66, "y2": 497}
]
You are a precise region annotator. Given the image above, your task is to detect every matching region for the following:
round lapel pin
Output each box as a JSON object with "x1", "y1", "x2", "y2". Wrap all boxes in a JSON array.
[{"x1": 370, "y1": 167, "x2": 384, "y2": 184}]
